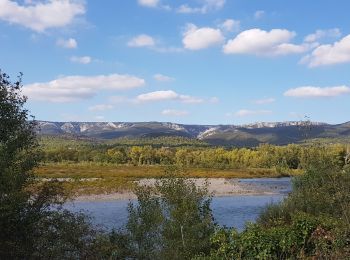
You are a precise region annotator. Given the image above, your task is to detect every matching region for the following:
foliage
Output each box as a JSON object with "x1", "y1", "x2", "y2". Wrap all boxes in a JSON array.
[
  {"x1": 202, "y1": 144, "x2": 350, "y2": 259},
  {"x1": 40, "y1": 137, "x2": 348, "y2": 172},
  {"x1": 198, "y1": 213, "x2": 345, "y2": 259},
  {"x1": 115, "y1": 169, "x2": 215, "y2": 259},
  {"x1": 0, "y1": 70, "x2": 109, "y2": 258}
]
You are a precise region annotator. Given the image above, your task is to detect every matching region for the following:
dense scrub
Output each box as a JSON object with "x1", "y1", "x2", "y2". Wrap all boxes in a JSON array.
[{"x1": 197, "y1": 146, "x2": 350, "y2": 259}]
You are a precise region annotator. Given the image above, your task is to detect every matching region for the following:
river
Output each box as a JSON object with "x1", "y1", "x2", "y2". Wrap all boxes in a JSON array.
[{"x1": 65, "y1": 177, "x2": 292, "y2": 231}]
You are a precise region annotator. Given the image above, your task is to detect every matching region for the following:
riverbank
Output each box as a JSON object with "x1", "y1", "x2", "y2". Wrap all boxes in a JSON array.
[
  {"x1": 34, "y1": 164, "x2": 298, "y2": 197},
  {"x1": 72, "y1": 177, "x2": 291, "y2": 201}
]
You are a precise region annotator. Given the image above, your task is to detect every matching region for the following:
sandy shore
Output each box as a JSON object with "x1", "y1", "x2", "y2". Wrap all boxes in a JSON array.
[{"x1": 74, "y1": 178, "x2": 281, "y2": 202}]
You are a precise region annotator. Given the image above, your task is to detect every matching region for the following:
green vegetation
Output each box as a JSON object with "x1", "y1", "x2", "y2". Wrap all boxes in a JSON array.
[
  {"x1": 0, "y1": 71, "x2": 111, "y2": 258},
  {"x1": 112, "y1": 170, "x2": 215, "y2": 259},
  {"x1": 40, "y1": 136, "x2": 347, "y2": 170},
  {"x1": 196, "y1": 146, "x2": 350, "y2": 259}
]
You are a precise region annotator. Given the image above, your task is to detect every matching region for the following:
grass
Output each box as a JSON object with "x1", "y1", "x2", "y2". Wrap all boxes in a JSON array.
[{"x1": 34, "y1": 163, "x2": 302, "y2": 195}]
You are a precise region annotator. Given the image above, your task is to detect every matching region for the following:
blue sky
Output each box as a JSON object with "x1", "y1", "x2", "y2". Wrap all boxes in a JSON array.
[{"x1": 1, "y1": 0, "x2": 350, "y2": 125}]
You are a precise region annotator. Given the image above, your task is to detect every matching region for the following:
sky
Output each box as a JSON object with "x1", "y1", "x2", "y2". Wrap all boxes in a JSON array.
[{"x1": 1, "y1": 0, "x2": 350, "y2": 125}]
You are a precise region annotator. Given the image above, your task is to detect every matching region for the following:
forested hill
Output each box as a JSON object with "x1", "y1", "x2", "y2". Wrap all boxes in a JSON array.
[{"x1": 37, "y1": 121, "x2": 350, "y2": 146}]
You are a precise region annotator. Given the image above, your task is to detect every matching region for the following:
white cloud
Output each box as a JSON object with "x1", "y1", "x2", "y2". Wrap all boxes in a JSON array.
[
  {"x1": 161, "y1": 109, "x2": 189, "y2": 116},
  {"x1": 137, "y1": 90, "x2": 178, "y2": 102},
  {"x1": 235, "y1": 109, "x2": 272, "y2": 117},
  {"x1": 177, "y1": 0, "x2": 225, "y2": 14},
  {"x1": 70, "y1": 56, "x2": 92, "y2": 64},
  {"x1": 177, "y1": 4, "x2": 199, "y2": 14},
  {"x1": 127, "y1": 35, "x2": 182, "y2": 53},
  {"x1": 88, "y1": 104, "x2": 114, "y2": 112},
  {"x1": 254, "y1": 10, "x2": 265, "y2": 19},
  {"x1": 56, "y1": 38, "x2": 77, "y2": 49},
  {"x1": 23, "y1": 74, "x2": 145, "y2": 103},
  {"x1": 153, "y1": 74, "x2": 175, "y2": 82},
  {"x1": 127, "y1": 34, "x2": 156, "y2": 47},
  {"x1": 304, "y1": 28, "x2": 341, "y2": 43},
  {"x1": 137, "y1": 0, "x2": 171, "y2": 10},
  {"x1": 301, "y1": 34, "x2": 350, "y2": 67},
  {"x1": 223, "y1": 28, "x2": 312, "y2": 56},
  {"x1": 253, "y1": 97, "x2": 275, "y2": 105},
  {"x1": 219, "y1": 19, "x2": 240, "y2": 32},
  {"x1": 183, "y1": 23, "x2": 224, "y2": 50},
  {"x1": 0, "y1": 0, "x2": 85, "y2": 32},
  {"x1": 138, "y1": 0, "x2": 159, "y2": 8},
  {"x1": 284, "y1": 85, "x2": 350, "y2": 98},
  {"x1": 136, "y1": 90, "x2": 203, "y2": 104}
]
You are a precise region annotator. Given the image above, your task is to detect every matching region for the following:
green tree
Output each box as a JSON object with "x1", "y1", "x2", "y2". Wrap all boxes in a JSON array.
[
  {"x1": 118, "y1": 169, "x2": 215, "y2": 259},
  {"x1": 0, "y1": 70, "x2": 104, "y2": 258}
]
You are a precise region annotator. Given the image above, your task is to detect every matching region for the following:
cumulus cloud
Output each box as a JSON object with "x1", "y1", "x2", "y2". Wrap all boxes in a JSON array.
[
  {"x1": 23, "y1": 74, "x2": 145, "y2": 103},
  {"x1": 161, "y1": 109, "x2": 189, "y2": 116},
  {"x1": 223, "y1": 28, "x2": 312, "y2": 56},
  {"x1": 138, "y1": 0, "x2": 159, "y2": 8},
  {"x1": 88, "y1": 104, "x2": 114, "y2": 112},
  {"x1": 0, "y1": 0, "x2": 85, "y2": 32},
  {"x1": 254, "y1": 10, "x2": 265, "y2": 19},
  {"x1": 234, "y1": 109, "x2": 272, "y2": 117},
  {"x1": 183, "y1": 23, "x2": 224, "y2": 50},
  {"x1": 136, "y1": 90, "x2": 204, "y2": 104},
  {"x1": 253, "y1": 97, "x2": 275, "y2": 105},
  {"x1": 284, "y1": 85, "x2": 350, "y2": 98},
  {"x1": 304, "y1": 28, "x2": 341, "y2": 43},
  {"x1": 127, "y1": 34, "x2": 156, "y2": 47},
  {"x1": 70, "y1": 56, "x2": 92, "y2": 64},
  {"x1": 301, "y1": 34, "x2": 350, "y2": 67},
  {"x1": 137, "y1": 0, "x2": 171, "y2": 10},
  {"x1": 56, "y1": 38, "x2": 77, "y2": 49},
  {"x1": 177, "y1": 0, "x2": 225, "y2": 14},
  {"x1": 153, "y1": 74, "x2": 174, "y2": 82},
  {"x1": 219, "y1": 19, "x2": 240, "y2": 32}
]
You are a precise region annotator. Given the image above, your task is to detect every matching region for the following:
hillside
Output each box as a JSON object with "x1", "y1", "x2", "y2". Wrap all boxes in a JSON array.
[{"x1": 37, "y1": 121, "x2": 350, "y2": 146}]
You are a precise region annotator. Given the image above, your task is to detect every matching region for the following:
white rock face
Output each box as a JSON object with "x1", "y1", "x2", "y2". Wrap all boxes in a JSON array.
[
  {"x1": 61, "y1": 123, "x2": 76, "y2": 133},
  {"x1": 39, "y1": 122, "x2": 59, "y2": 129},
  {"x1": 162, "y1": 122, "x2": 186, "y2": 131},
  {"x1": 106, "y1": 122, "x2": 118, "y2": 129},
  {"x1": 80, "y1": 123, "x2": 94, "y2": 132},
  {"x1": 197, "y1": 127, "x2": 219, "y2": 139}
]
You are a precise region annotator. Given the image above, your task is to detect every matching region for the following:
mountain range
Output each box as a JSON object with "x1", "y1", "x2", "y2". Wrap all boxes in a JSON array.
[{"x1": 37, "y1": 121, "x2": 350, "y2": 146}]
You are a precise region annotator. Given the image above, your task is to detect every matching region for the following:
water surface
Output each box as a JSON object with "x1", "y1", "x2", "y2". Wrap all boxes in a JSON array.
[{"x1": 65, "y1": 177, "x2": 291, "y2": 231}]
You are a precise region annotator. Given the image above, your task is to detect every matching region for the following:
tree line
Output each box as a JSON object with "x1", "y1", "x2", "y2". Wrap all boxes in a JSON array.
[{"x1": 41, "y1": 141, "x2": 347, "y2": 170}]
